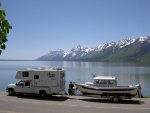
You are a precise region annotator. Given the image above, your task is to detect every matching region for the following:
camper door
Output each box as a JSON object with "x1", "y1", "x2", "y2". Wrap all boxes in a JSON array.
[
  {"x1": 32, "y1": 71, "x2": 45, "y2": 86},
  {"x1": 60, "y1": 71, "x2": 65, "y2": 89},
  {"x1": 47, "y1": 72, "x2": 57, "y2": 93},
  {"x1": 34, "y1": 74, "x2": 40, "y2": 86}
]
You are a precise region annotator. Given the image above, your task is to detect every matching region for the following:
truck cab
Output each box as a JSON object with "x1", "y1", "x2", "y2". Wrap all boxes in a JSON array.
[
  {"x1": 6, "y1": 80, "x2": 31, "y2": 95},
  {"x1": 15, "y1": 80, "x2": 31, "y2": 93}
]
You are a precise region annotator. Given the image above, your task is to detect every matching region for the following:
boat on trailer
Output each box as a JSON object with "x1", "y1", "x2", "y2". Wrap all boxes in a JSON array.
[{"x1": 75, "y1": 76, "x2": 142, "y2": 102}]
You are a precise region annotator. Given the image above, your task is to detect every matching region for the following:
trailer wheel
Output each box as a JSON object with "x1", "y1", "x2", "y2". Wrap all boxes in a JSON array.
[
  {"x1": 112, "y1": 96, "x2": 120, "y2": 103},
  {"x1": 9, "y1": 89, "x2": 15, "y2": 96},
  {"x1": 39, "y1": 91, "x2": 47, "y2": 99}
]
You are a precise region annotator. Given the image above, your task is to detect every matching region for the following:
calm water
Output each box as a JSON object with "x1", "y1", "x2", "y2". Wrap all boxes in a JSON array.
[{"x1": 0, "y1": 61, "x2": 150, "y2": 96}]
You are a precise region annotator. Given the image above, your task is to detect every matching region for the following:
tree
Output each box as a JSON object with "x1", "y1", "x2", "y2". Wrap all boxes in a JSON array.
[{"x1": 0, "y1": 2, "x2": 12, "y2": 55}]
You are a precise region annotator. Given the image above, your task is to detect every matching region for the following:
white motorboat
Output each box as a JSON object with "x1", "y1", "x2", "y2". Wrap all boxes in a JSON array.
[{"x1": 75, "y1": 76, "x2": 142, "y2": 98}]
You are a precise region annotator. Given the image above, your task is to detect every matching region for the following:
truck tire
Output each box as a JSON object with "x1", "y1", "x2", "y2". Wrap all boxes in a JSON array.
[
  {"x1": 112, "y1": 96, "x2": 120, "y2": 103},
  {"x1": 39, "y1": 91, "x2": 47, "y2": 99},
  {"x1": 9, "y1": 89, "x2": 15, "y2": 96}
]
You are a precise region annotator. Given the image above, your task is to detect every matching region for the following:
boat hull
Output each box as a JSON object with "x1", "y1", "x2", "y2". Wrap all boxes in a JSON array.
[{"x1": 75, "y1": 83, "x2": 138, "y2": 96}]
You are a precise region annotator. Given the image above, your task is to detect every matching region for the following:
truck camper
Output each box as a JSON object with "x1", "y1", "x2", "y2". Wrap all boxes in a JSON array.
[{"x1": 6, "y1": 66, "x2": 66, "y2": 99}]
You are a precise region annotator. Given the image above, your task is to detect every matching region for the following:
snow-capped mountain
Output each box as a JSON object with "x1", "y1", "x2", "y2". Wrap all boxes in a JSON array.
[
  {"x1": 36, "y1": 49, "x2": 66, "y2": 61},
  {"x1": 63, "y1": 45, "x2": 93, "y2": 60},
  {"x1": 94, "y1": 38, "x2": 135, "y2": 52},
  {"x1": 36, "y1": 36, "x2": 150, "y2": 62},
  {"x1": 115, "y1": 38, "x2": 135, "y2": 48},
  {"x1": 36, "y1": 45, "x2": 93, "y2": 61}
]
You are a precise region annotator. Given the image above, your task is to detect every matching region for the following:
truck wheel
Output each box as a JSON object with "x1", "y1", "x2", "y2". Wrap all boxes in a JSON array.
[
  {"x1": 112, "y1": 96, "x2": 120, "y2": 103},
  {"x1": 39, "y1": 91, "x2": 47, "y2": 99},
  {"x1": 9, "y1": 89, "x2": 15, "y2": 96}
]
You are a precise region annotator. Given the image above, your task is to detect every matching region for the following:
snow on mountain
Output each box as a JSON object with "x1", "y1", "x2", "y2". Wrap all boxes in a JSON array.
[
  {"x1": 63, "y1": 45, "x2": 93, "y2": 59},
  {"x1": 138, "y1": 36, "x2": 150, "y2": 43},
  {"x1": 94, "y1": 42, "x2": 114, "y2": 52},
  {"x1": 94, "y1": 38, "x2": 135, "y2": 52},
  {"x1": 115, "y1": 38, "x2": 135, "y2": 48},
  {"x1": 36, "y1": 45, "x2": 93, "y2": 60}
]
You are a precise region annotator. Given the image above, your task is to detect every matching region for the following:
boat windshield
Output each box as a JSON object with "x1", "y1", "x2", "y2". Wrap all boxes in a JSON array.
[{"x1": 95, "y1": 79, "x2": 116, "y2": 85}]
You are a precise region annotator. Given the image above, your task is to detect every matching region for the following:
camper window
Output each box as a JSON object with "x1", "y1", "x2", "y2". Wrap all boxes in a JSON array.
[
  {"x1": 22, "y1": 72, "x2": 29, "y2": 77},
  {"x1": 34, "y1": 75, "x2": 39, "y2": 79}
]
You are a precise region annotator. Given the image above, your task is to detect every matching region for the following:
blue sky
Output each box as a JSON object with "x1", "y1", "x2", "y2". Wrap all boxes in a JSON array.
[{"x1": 0, "y1": 0, "x2": 150, "y2": 60}]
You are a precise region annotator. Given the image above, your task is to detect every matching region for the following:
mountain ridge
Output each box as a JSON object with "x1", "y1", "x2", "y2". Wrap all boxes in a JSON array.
[{"x1": 36, "y1": 36, "x2": 150, "y2": 62}]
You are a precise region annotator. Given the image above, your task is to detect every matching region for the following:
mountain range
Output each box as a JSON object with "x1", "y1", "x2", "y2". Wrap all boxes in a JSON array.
[{"x1": 36, "y1": 36, "x2": 150, "y2": 62}]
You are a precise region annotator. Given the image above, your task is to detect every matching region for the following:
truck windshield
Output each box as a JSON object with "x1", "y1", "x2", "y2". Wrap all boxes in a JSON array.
[{"x1": 17, "y1": 81, "x2": 24, "y2": 86}]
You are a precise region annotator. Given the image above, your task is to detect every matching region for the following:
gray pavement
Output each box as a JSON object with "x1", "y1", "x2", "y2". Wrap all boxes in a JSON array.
[{"x1": 0, "y1": 91, "x2": 150, "y2": 113}]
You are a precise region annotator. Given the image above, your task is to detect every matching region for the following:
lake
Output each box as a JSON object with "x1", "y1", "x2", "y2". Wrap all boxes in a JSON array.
[{"x1": 0, "y1": 61, "x2": 150, "y2": 96}]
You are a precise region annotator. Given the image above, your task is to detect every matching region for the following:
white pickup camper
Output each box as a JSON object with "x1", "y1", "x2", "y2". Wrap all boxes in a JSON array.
[{"x1": 6, "y1": 66, "x2": 66, "y2": 98}]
